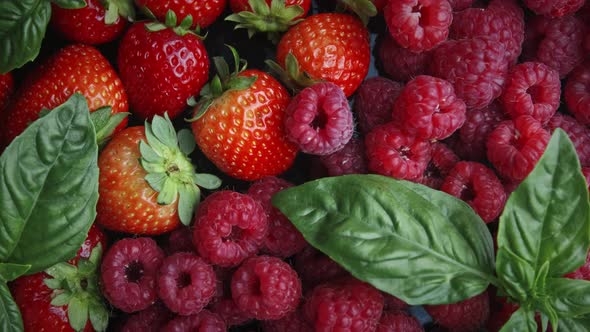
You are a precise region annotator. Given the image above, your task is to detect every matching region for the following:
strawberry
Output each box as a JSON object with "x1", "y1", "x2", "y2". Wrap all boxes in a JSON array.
[
  {"x1": 51, "y1": 0, "x2": 134, "y2": 45},
  {"x1": 0, "y1": 72, "x2": 14, "y2": 111},
  {"x1": 1, "y1": 44, "x2": 128, "y2": 147},
  {"x1": 96, "y1": 114, "x2": 221, "y2": 235},
  {"x1": 9, "y1": 225, "x2": 109, "y2": 332},
  {"x1": 275, "y1": 13, "x2": 371, "y2": 96},
  {"x1": 189, "y1": 46, "x2": 298, "y2": 181},
  {"x1": 135, "y1": 0, "x2": 226, "y2": 29},
  {"x1": 117, "y1": 12, "x2": 209, "y2": 120}
]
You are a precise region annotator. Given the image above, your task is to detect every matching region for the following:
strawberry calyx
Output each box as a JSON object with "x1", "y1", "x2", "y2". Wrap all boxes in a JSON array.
[
  {"x1": 145, "y1": 10, "x2": 205, "y2": 38},
  {"x1": 225, "y1": 0, "x2": 305, "y2": 43},
  {"x1": 187, "y1": 45, "x2": 258, "y2": 121},
  {"x1": 139, "y1": 113, "x2": 221, "y2": 225},
  {"x1": 337, "y1": 0, "x2": 377, "y2": 25},
  {"x1": 103, "y1": 0, "x2": 136, "y2": 25},
  {"x1": 265, "y1": 52, "x2": 322, "y2": 94},
  {"x1": 44, "y1": 245, "x2": 108, "y2": 332}
]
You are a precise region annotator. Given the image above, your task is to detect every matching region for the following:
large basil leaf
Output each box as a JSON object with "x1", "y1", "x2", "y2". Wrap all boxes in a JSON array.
[
  {"x1": 0, "y1": 263, "x2": 30, "y2": 282},
  {"x1": 0, "y1": 94, "x2": 99, "y2": 274},
  {"x1": 0, "y1": 0, "x2": 51, "y2": 73},
  {"x1": 499, "y1": 307, "x2": 537, "y2": 332},
  {"x1": 560, "y1": 316, "x2": 590, "y2": 332},
  {"x1": 546, "y1": 278, "x2": 590, "y2": 317},
  {"x1": 51, "y1": 0, "x2": 87, "y2": 9},
  {"x1": 497, "y1": 129, "x2": 590, "y2": 298},
  {"x1": 0, "y1": 282, "x2": 23, "y2": 332},
  {"x1": 272, "y1": 174, "x2": 496, "y2": 305}
]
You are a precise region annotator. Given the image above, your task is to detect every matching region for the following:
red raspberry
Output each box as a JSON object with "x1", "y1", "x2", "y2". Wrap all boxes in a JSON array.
[
  {"x1": 522, "y1": 15, "x2": 585, "y2": 78},
  {"x1": 209, "y1": 298, "x2": 253, "y2": 327},
  {"x1": 486, "y1": 300, "x2": 519, "y2": 332},
  {"x1": 432, "y1": 38, "x2": 509, "y2": 110},
  {"x1": 377, "y1": 311, "x2": 424, "y2": 332},
  {"x1": 294, "y1": 246, "x2": 348, "y2": 287},
  {"x1": 320, "y1": 137, "x2": 368, "y2": 176},
  {"x1": 193, "y1": 191, "x2": 268, "y2": 267},
  {"x1": 383, "y1": 293, "x2": 409, "y2": 311},
  {"x1": 162, "y1": 310, "x2": 226, "y2": 332},
  {"x1": 121, "y1": 303, "x2": 173, "y2": 332},
  {"x1": 501, "y1": 62, "x2": 560, "y2": 124},
  {"x1": 247, "y1": 177, "x2": 306, "y2": 258},
  {"x1": 441, "y1": 162, "x2": 507, "y2": 223},
  {"x1": 448, "y1": 0, "x2": 474, "y2": 11},
  {"x1": 378, "y1": 35, "x2": 432, "y2": 83},
  {"x1": 384, "y1": 0, "x2": 453, "y2": 52},
  {"x1": 546, "y1": 113, "x2": 590, "y2": 167},
  {"x1": 565, "y1": 251, "x2": 590, "y2": 280},
  {"x1": 284, "y1": 82, "x2": 354, "y2": 155},
  {"x1": 420, "y1": 142, "x2": 459, "y2": 189},
  {"x1": 231, "y1": 256, "x2": 302, "y2": 320},
  {"x1": 394, "y1": 75, "x2": 466, "y2": 140},
  {"x1": 487, "y1": 116, "x2": 551, "y2": 181},
  {"x1": 304, "y1": 278, "x2": 384, "y2": 332},
  {"x1": 165, "y1": 226, "x2": 195, "y2": 255},
  {"x1": 101, "y1": 238, "x2": 165, "y2": 313},
  {"x1": 565, "y1": 61, "x2": 590, "y2": 126},
  {"x1": 522, "y1": 0, "x2": 585, "y2": 17},
  {"x1": 261, "y1": 308, "x2": 313, "y2": 332},
  {"x1": 458, "y1": 102, "x2": 506, "y2": 161},
  {"x1": 157, "y1": 253, "x2": 217, "y2": 315},
  {"x1": 354, "y1": 77, "x2": 403, "y2": 134},
  {"x1": 425, "y1": 291, "x2": 490, "y2": 332},
  {"x1": 365, "y1": 122, "x2": 432, "y2": 181}
]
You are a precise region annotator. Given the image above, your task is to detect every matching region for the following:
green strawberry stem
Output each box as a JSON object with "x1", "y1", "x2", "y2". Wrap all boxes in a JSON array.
[
  {"x1": 103, "y1": 0, "x2": 136, "y2": 24},
  {"x1": 145, "y1": 10, "x2": 205, "y2": 38},
  {"x1": 265, "y1": 52, "x2": 321, "y2": 94},
  {"x1": 225, "y1": 0, "x2": 305, "y2": 43},
  {"x1": 140, "y1": 113, "x2": 221, "y2": 225}
]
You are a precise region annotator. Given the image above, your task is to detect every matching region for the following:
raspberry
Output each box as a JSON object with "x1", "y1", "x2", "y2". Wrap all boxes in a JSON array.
[
  {"x1": 157, "y1": 253, "x2": 217, "y2": 315},
  {"x1": 304, "y1": 277, "x2": 384, "y2": 332},
  {"x1": 501, "y1": 62, "x2": 561, "y2": 124},
  {"x1": 486, "y1": 299, "x2": 519, "y2": 332},
  {"x1": 121, "y1": 303, "x2": 173, "y2": 332},
  {"x1": 565, "y1": 251, "x2": 590, "y2": 280},
  {"x1": 420, "y1": 142, "x2": 459, "y2": 190},
  {"x1": 522, "y1": 15, "x2": 585, "y2": 78},
  {"x1": 193, "y1": 191, "x2": 268, "y2": 267},
  {"x1": 458, "y1": 102, "x2": 506, "y2": 161},
  {"x1": 486, "y1": 116, "x2": 551, "y2": 181},
  {"x1": 247, "y1": 177, "x2": 306, "y2": 258},
  {"x1": 365, "y1": 122, "x2": 432, "y2": 181},
  {"x1": 565, "y1": 61, "x2": 590, "y2": 126},
  {"x1": 394, "y1": 75, "x2": 466, "y2": 140},
  {"x1": 523, "y1": 0, "x2": 584, "y2": 17},
  {"x1": 354, "y1": 77, "x2": 403, "y2": 134},
  {"x1": 448, "y1": 0, "x2": 474, "y2": 11},
  {"x1": 165, "y1": 226, "x2": 195, "y2": 255},
  {"x1": 377, "y1": 311, "x2": 424, "y2": 332},
  {"x1": 320, "y1": 137, "x2": 368, "y2": 176},
  {"x1": 162, "y1": 310, "x2": 226, "y2": 332},
  {"x1": 432, "y1": 37, "x2": 509, "y2": 110},
  {"x1": 284, "y1": 82, "x2": 354, "y2": 155},
  {"x1": 261, "y1": 308, "x2": 313, "y2": 332},
  {"x1": 450, "y1": 0, "x2": 524, "y2": 64},
  {"x1": 425, "y1": 291, "x2": 490, "y2": 332},
  {"x1": 378, "y1": 35, "x2": 432, "y2": 83},
  {"x1": 546, "y1": 113, "x2": 590, "y2": 167},
  {"x1": 294, "y1": 246, "x2": 348, "y2": 287},
  {"x1": 441, "y1": 161, "x2": 507, "y2": 223},
  {"x1": 101, "y1": 238, "x2": 165, "y2": 313},
  {"x1": 209, "y1": 298, "x2": 253, "y2": 327},
  {"x1": 384, "y1": 0, "x2": 452, "y2": 52},
  {"x1": 383, "y1": 293, "x2": 409, "y2": 311}
]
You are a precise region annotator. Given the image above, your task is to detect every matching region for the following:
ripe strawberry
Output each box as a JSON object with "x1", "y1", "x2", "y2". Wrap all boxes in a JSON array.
[
  {"x1": 1, "y1": 44, "x2": 128, "y2": 147},
  {"x1": 136, "y1": 0, "x2": 226, "y2": 29},
  {"x1": 10, "y1": 225, "x2": 109, "y2": 332},
  {"x1": 117, "y1": 12, "x2": 209, "y2": 120},
  {"x1": 276, "y1": 13, "x2": 371, "y2": 97},
  {"x1": 51, "y1": 0, "x2": 133, "y2": 45},
  {"x1": 190, "y1": 47, "x2": 298, "y2": 181},
  {"x1": 97, "y1": 114, "x2": 221, "y2": 235}
]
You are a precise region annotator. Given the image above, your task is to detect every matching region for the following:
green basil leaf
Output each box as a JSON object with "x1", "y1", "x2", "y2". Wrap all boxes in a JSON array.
[
  {"x1": 0, "y1": 263, "x2": 30, "y2": 282},
  {"x1": 496, "y1": 248, "x2": 535, "y2": 301},
  {"x1": 0, "y1": 94, "x2": 99, "y2": 274},
  {"x1": 51, "y1": 0, "x2": 87, "y2": 9},
  {"x1": 0, "y1": 282, "x2": 23, "y2": 332},
  {"x1": 560, "y1": 316, "x2": 590, "y2": 332},
  {"x1": 499, "y1": 307, "x2": 537, "y2": 332},
  {"x1": 546, "y1": 278, "x2": 590, "y2": 317},
  {"x1": 272, "y1": 174, "x2": 496, "y2": 305},
  {"x1": 497, "y1": 129, "x2": 590, "y2": 297},
  {"x1": 0, "y1": 0, "x2": 51, "y2": 73}
]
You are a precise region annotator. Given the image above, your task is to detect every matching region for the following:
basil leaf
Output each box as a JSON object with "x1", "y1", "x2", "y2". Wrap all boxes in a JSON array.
[
  {"x1": 0, "y1": 94, "x2": 99, "y2": 274},
  {"x1": 560, "y1": 316, "x2": 590, "y2": 332},
  {"x1": 497, "y1": 129, "x2": 590, "y2": 298},
  {"x1": 0, "y1": 263, "x2": 30, "y2": 282},
  {"x1": 0, "y1": 282, "x2": 23, "y2": 332},
  {"x1": 496, "y1": 248, "x2": 534, "y2": 301},
  {"x1": 272, "y1": 174, "x2": 496, "y2": 305},
  {"x1": 0, "y1": 0, "x2": 51, "y2": 73},
  {"x1": 51, "y1": 0, "x2": 87, "y2": 9},
  {"x1": 546, "y1": 278, "x2": 590, "y2": 317},
  {"x1": 499, "y1": 307, "x2": 537, "y2": 332}
]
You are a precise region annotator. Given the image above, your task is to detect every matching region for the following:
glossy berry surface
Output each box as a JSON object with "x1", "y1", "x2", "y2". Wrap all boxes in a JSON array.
[{"x1": 136, "y1": 0, "x2": 227, "y2": 28}]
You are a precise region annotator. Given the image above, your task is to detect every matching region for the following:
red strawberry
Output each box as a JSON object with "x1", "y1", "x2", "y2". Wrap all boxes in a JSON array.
[
  {"x1": 276, "y1": 13, "x2": 371, "y2": 97},
  {"x1": 51, "y1": 0, "x2": 133, "y2": 45},
  {"x1": 1, "y1": 44, "x2": 128, "y2": 147},
  {"x1": 97, "y1": 114, "x2": 220, "y2": 235},
  {"x1": 135, "y1": 0, "x2": 226, "y2": 29},
  {"x1": 190, "y1": 47, "x2": 298, "y2": 181},
  {"x1": 117, "y1": 13, "x2": 209, "y2": 120},
  {"x1": 10, "y1": 225, "x2": 108, "y2": 332}
]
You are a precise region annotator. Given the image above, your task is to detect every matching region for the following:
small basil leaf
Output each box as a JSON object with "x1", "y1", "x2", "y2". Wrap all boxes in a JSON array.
[
  {"x1": 0, "y1": 263, "x2": 30, "y2": 282},
  {"x1": 546, "y1": 278, "x2": 590, "y2": 317},
  {"x1": 272, "y1": 175, "x2": 496, "y2": 305},
  {"x1": 496, "y1": 248, "x2": 535, "y2": 301},
  {"x1": 0, "y1": 0, "x2": 51, "y2": 73},
  {"x1": 0, "y1": 94, "x2": 99, "y2": 273},
  {"x1": 0, "y1": 282, "x2": 23, "y2": 332},
  {"x1": 560, "y1": 316, "x2": 590, "y2": 332},
  {"x1": 51, "y1": 0, "x2": 87, "y2": 9},
  {"x1": 499, "y1": 307, "x2": 537, "y2": 332}
]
